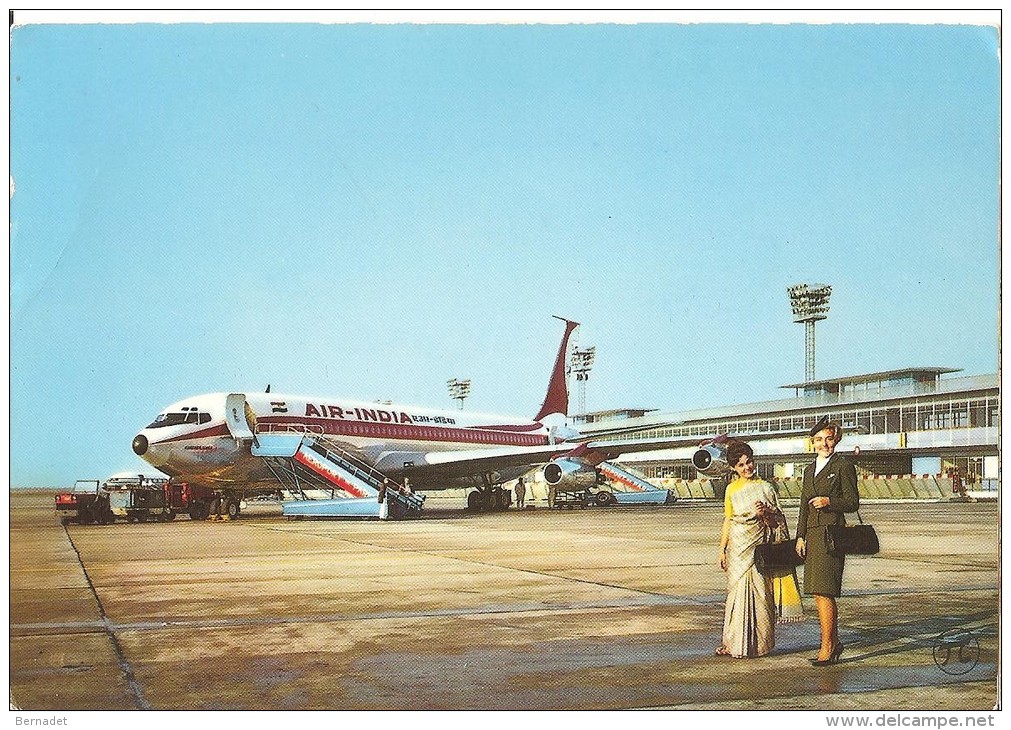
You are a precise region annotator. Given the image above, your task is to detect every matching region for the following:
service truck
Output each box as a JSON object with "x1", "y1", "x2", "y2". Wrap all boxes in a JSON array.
[{"x1": 56, "y1": 474, "x2": 220, "y2": 524}]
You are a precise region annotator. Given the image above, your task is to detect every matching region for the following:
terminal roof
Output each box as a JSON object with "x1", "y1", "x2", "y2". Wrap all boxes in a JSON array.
[
  {"x1": 780, "y1": 367, "x2": 961, "y2": 392},
  {"x1": 572, "y1": 408, "x2": 658, "y2": 423}
]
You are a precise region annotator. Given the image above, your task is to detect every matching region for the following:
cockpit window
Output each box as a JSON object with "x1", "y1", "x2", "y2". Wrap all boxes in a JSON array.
[{"x1": 147, "y1": 407, "x2": 212, "y2": 428}]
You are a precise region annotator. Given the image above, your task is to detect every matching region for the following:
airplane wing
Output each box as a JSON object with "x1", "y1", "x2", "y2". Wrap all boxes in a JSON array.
[
  {"x1": 372, "y1": 443, "x2": 571, "y2": 484},
  {"x1": 373, "y1": 428, "x2": 809, "y2": 487},
  {"x1": 582, "y1": 427, "x2": 809, "y2": 454},
  {"x1": 580, "y1": 427, "x2": 811, "y2": 476}
]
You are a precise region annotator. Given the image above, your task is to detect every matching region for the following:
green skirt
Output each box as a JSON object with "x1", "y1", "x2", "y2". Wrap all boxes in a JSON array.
[{"x1": 802, "y1": 526, "x2": 845, "y2": 597}]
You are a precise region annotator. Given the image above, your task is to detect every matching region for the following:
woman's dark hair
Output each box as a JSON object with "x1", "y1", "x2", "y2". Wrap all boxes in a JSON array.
[{"x1": 726, "y1": 439, "x2": 754, "y2": 468}]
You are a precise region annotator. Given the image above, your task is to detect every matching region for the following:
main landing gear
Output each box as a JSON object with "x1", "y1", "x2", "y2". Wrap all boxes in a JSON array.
[
  {"x1": 207, "y1": 491, "x2": 241, "y2": 522},
  {"x1": 466, "y1": 483, "x2": 512, "y2": 512},
  {"x1": 189, "y1": 491, "x2": 241, "y2": 521}
]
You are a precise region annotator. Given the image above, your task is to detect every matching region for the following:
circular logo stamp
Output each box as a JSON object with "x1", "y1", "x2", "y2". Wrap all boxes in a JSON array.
[{"x1": 932, "y1": 628, "x2": 980, "y2": 675}]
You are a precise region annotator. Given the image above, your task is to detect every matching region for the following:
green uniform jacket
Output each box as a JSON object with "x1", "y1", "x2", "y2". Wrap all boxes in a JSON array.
[{"x1": 796, "y1": 453, "x2": 860, "y2": 596}]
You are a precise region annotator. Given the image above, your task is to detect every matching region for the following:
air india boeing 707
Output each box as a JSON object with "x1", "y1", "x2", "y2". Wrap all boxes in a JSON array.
[{"x1": 131, "y1": 318, "x2": 770, "y2": 517}]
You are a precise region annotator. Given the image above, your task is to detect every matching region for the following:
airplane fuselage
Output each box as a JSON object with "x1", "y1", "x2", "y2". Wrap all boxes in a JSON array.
[{"x1": 133, "y1": 391, "x2": 552, "y2": 491}]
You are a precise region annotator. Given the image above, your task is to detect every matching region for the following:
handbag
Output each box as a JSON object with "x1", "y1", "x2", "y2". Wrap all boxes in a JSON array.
[
  {"x1": 755, "y1": 538, "x2": 804, "y2": 575},
  {"x1": 825, "y1": 510, "x2": 880, "y2": 557}
]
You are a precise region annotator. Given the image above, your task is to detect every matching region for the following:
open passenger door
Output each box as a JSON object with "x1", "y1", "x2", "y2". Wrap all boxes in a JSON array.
[{"x1": 225, "y1": 393, "x2": 258, "y2": 447}]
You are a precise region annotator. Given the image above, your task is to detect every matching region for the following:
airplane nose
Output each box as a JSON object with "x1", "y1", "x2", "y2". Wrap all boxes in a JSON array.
[{"x1": 132, "y1": 434, "x2": 149, "y2": 456}]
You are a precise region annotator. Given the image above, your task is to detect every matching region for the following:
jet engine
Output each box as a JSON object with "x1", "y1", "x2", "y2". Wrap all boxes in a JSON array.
[
  {"x1": 692, "y1": 443, "x2": 729, "y2": 477},
  {"x1": 543, "y1": 458, "x2": 600, "y2": 491}
]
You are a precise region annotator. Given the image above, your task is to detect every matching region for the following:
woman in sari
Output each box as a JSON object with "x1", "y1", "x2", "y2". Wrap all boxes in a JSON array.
[{"x1": 716, "y1": 440, "x2": 803, "y2": 657}]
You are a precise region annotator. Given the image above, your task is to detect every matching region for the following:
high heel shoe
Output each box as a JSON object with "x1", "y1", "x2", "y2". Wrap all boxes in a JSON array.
[{"x1": 809, "y1": 643, "x2": 844, "y2": 666}]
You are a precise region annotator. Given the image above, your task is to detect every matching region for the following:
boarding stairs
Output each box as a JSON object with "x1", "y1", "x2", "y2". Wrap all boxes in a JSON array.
[
  {"x1": 250, "y1": 429, "x2": 424, "y2": 518},
  {"x1": 598, "y1": 461, "x2": 678, "y2": 505}
]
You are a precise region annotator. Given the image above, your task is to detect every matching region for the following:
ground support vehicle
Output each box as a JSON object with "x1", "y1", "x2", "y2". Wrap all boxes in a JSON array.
[
  {"x1": 611, "y1": 489, "x2": 678, "y2": 506},
  {"x1": 55, "y1": 476, "x2": 225, "y2": 524},
  {"x1": 552, "y1": 489, "x2": 596, "y2": 509},
  {"x1": 164, "y1": 482, "x2": 242, "y2": 520},
  {"x1": 550, "y1": 487, "x2": 676, "y2": 509},
  {"x1": 55, "y1": 480, "x2": 114, "y2": 525},
  {"x1": 106, "y1": 485, "x2": 173, "y2": 522}
]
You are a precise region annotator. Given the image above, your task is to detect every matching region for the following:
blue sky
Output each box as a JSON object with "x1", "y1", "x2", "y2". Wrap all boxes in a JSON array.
[{"x1": 9, "y1": 15, "x2": 1000, "y2": 487}]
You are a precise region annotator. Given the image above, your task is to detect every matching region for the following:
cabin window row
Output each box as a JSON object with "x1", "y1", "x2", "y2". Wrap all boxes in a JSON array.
[{"x1": 334, "y1": 423, "x2": 537, "y2": 445}]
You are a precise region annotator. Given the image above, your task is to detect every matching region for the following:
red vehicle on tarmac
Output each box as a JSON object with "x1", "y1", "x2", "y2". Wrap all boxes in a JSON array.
[
  {"x1": 55, "y1": 479, "x2": 113, "y2": 525},
  {"x1": 56, "y1": 474, "x2": 222, "y2": 524}
]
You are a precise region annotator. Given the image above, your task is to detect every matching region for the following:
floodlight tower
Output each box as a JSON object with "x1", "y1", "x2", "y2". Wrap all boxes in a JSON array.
[
  {"x1": 568, "y1": 346, "x2": 596, "y2": 415},
  {"x1": 787, "y1": 283, "x2": 832, "y2": 383},
  {"x1": 446, "y1": 378, "x2": 471, "y2": 410}
]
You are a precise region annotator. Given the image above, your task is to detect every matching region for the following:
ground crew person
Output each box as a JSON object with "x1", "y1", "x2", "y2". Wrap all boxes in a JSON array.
[
  {"x1": 378, "y1": 479, "x2": 390, "y2": 520},
  {"x1": 950, "y1": 468, "x2": 966, "y2": 498},
  {"x1": 515, "y1": 477, "x2": 526, "y2": 508}
]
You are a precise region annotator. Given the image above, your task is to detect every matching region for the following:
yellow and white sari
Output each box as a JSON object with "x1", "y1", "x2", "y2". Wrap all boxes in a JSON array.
[{"x1": 722, "y1": 477, "x2": 803, "y2": 658}]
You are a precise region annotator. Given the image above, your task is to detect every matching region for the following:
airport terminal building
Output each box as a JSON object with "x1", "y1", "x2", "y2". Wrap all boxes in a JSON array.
[{"x1": 577, "y1": 367, "x2": 999, "y2": 490}]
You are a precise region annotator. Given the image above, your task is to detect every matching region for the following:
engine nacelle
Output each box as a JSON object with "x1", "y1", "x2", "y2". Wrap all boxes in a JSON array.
[
  {"x1": 692, "y1": 443, "x2": 728, "y2": 477},
  {"x1": 543, "y1": 458, "x2": 599, "y2": 491}
]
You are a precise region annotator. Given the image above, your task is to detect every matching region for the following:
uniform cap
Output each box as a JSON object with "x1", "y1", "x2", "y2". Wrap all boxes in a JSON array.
[{"x1": 808, "y1": 416, "x2": 830, "y2": 438}]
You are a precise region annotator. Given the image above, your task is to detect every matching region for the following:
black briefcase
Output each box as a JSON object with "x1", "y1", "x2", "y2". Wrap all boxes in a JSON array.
[{"x1": 754, "y1": 539, "x2": 804, "y2": 575}]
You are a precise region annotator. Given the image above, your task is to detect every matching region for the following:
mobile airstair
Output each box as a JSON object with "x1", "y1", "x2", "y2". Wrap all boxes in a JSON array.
[
  {"x1": 598, "y1": 461, "x2": 677, "y2": 505},
  {"x1": 250, "y1": 431, "x2": 425, "y2": 519}
]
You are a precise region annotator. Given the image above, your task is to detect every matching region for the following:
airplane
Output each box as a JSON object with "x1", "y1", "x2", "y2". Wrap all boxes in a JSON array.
[{"x1": 130, "y1": 318, "x2": 780, "y2": 519}]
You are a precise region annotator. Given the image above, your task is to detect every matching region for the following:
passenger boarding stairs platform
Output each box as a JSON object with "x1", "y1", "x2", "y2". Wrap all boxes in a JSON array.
[
  {"x1": 251, "y1": 432, "x2": 424, "y2": 519},
  {"x1": 599, "y1": 461, "x2": 677, "y2": 505}
]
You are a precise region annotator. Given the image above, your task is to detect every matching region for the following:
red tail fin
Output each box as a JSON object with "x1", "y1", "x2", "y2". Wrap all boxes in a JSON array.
[{"x1": 534, "y1": 317, "x2": 579, "y2": 421}]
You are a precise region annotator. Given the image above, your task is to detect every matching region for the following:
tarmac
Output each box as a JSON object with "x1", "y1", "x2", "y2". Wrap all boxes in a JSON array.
[{"x1": 9, "y1": 489, "x2": 1000, "y2": 711}]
